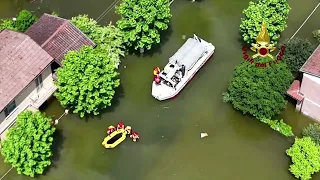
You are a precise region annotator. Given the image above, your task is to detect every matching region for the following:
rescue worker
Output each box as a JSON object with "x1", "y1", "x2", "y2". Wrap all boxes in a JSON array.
[
  {"x1": 125, "y1": 126, "x2": 132, "y2": 135},
  {"x1": 154, "y1": 74, "x2": 161, "y2": 84},
  {"x1": 153, "y1": 67, "x2": 160, "y2": 76},
  {"x1": 107, "y1": 125, "x2": 116, "y2": 135},
  {"x1": 130, "y1": 132, "x2": 140, "y2": 142},
  {"x1": 117, "y1": 122, "x2": 125, "y2": 131}
]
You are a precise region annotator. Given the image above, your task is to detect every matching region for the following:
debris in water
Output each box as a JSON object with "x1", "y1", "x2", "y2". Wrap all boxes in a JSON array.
[
  {"x1": 124, "y1": 66, "x2": 126, "y2": 68},
  {"x1": 200, "y1": 132, "x2": 208, "y2": 138},
  {"x1": 182, "y1": 35, "x2": 186, "y2": 39},
  {"x1": 163, "y1": 106, "x2": 169, "y2": 109}
]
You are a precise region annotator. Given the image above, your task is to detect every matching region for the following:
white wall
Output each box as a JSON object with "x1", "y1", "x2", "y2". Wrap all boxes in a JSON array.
[
  {"x1": 0, "y1": 66, "x2": 53, "y2": 132},
  {"x1": 300, "y1": 73, "x2": 320, "y2": 122}
]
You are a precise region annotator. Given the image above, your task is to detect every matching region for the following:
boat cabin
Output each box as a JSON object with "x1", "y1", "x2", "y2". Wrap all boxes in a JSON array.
[
  {"x1": 159, "y1": 62, "x2": 186, "y2": 88},
  {"x1": 158, "y1": 37, "x2": 207, "y2": 88}
]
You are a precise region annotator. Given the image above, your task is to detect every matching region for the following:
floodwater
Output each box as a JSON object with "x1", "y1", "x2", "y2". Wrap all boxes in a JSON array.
[{"x1": 0, "y1": 0, "x2": 320, "y2": 179}]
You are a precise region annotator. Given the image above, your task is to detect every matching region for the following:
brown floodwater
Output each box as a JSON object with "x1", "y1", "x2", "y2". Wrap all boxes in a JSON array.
[{"x1": 0, "y1": 0, "x2": 320, "y2": 179}]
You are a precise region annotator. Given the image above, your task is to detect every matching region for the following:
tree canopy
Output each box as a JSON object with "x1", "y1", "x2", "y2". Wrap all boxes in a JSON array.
[
  {"x1": 302, "y1": 123, "x2": 320, "y2": 145},
  {"x1": 281, "y1": 37, "x2": 315, "y2": 73},
  {"x1": 313, "y1": 29, "x2": 320, "y2": 43},
  {"x1": 239, "y1": 0, "x2": 290, "y2": 44},
  {"x1": 223, "y1": 58, "x2": 293, "y2": 119},
  {"x1": 116, "y1": 0, "x2": 172, "y2": 51},
  {"x1": 1, "y1": 111, "x2": 56, "y2": 177},
  {"x1": 0, "y1": 10, "x2": 37, "y2": 32},
  {"x1": 71, "y1": 15, "x2": 124, "y2": 68},
  {"x1": 54, "y1": 46, "x2": 120, "y2": 118},
  {"x1": 286, "y1": 137, "x2": 320, "y2": 180}
]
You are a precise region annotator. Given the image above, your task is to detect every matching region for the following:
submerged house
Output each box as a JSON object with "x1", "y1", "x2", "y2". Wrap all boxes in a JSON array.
[
  {"x1": 0, "y1": 14, "x2": 95, "y2": 139},
  {"x1": 287, "y1": 45, "x2": 320, "y2": 122}
]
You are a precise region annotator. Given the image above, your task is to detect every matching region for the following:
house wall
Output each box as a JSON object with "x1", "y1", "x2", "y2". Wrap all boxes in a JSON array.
[
  {"x1": 0, "y1": 66, "x2": 53, "y2": 135},
  {"x1": 300, "y1": 73, "x2": 320, "y2": 122}
]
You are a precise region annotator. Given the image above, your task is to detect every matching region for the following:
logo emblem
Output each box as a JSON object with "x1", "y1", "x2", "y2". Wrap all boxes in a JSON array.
[{"x1": 250, "y1": 22, "x2": 276, "y2": 59}]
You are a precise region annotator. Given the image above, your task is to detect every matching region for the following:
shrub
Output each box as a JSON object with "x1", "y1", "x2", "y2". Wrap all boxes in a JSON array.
[
  {"x1": 14, "y1": 10, "x2": 37, "y2": 32},
  {"x1": 1, "y1": 111, "x2": 56, "y2": 177},
  {"x1": 313, "y1": 29, "x2": 320, "y2": 43},
  {"x1": 71, "y1": 15, "x2": 124, "y2": 67},
  {"x1": 116, "y1": 0, "x2": 172, "y2": 51},
  {"x1": 55, "y1": 46, "x2": 120, "y2": 118},
  {"x1": 240, "y1": 0, "x2": 290, "y2": 45},
  {"x1": 260, "y1": 118, "x2": 294, "y2": 137},
  {"x1": 286, "y1": 137, "x2": 320, "y2": 180},
  {"x1": 225, "y1": 58, "x2": 293, "y2": 119},
  {"x1": 281, "y1": 37, "x2": 315, "y2": 73},
  {"x1": 0, "y1": 10, "x2": 37, "y2": 32},
  {"x1": 302, "y1": 123, "x2": 320, "y2": 145}
]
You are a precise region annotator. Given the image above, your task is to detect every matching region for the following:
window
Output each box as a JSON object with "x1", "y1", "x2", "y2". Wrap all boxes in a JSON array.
[
  {"x1": 35, "y1": 74, "x2": 43, "y2": 92},
  {"x1": 4, "y1": 100, "x2": 17, "y2": 117}
]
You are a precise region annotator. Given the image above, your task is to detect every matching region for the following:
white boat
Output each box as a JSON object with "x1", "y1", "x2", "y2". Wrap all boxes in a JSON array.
[{"x1": 152, "y1": 34, "x2": 215, "y2": 100}]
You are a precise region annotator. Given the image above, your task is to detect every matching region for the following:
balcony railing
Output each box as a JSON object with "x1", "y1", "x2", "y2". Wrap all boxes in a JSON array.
[{"x1": 31, "y1": 84, "x2": 57, "y2": 109}]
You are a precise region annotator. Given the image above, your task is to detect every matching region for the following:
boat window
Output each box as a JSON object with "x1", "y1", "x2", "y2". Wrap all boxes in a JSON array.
[
  {"x1": 169, "y1": 64, "x2": 174, "y2": 68},
  {"x1": 162, "y1": 72, "x2": 167, "y2": 76}
]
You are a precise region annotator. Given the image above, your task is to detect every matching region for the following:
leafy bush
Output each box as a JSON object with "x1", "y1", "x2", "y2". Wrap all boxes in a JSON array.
[
  {"x1": 0, "y1": 10, "x2": 37, "y2": 32},
  {"x1": 313, "y1": 29, "x2": 320, "y2": 43},
  {"x1": 55, "y1": 46, "x2": 120, "y2": 118},
  {"x1": 302, "y1": 123, "x2": 320, "y2": 145},
  {"x1": 286, "y1": 137, "x2": 320, "y2": 180},
  {"x1": 71, "y1": 15, "x2": 124, "y2": 67},
  {"x1": 1, "y1": 111, "x2": 56, "y2": 177},
  {"x1": 225, "y1": 58, "x2": 293, "y2": 119},
  {"x1": 281, "y1": 38, "x2": 315, "y2": 73},
  {"x1": 240, "y1": 0, "x2": 290, "y2": 45},
  {"x1": 14, "y1": 10, "x2": 37, "y2": 32},
  {"x1": 260, "y1": 118, "x2": 294, "y2": 137},
  {"x1": 116, "y1": 0, "x2": 172, "y2": 51}
]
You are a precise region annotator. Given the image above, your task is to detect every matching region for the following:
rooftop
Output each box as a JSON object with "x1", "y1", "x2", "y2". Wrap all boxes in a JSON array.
[
  {"x1": 25, "y1": 13, "x2": 95, "y2": 65},
  {"x1": 286, "y1": 80, "x2": 304, "y2": 101},
  {"x1": 300, "y1": 45, "x2": 320, "y2": 77},
  {"x1": 0, "y1": 29, "x2": 53, "y2": 111}
]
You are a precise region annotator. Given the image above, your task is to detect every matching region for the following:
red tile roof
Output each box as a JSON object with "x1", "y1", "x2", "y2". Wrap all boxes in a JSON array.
[
  {"x1": 25, "y1": 14, "x2": 95, "y2": 65},
  {"x1": 0, "y1": 29, "x2": 53, "y2": 111},
  {"x1": 287, "y1": 80, "x2": 304, "y2": 101},
  {"x1": 300, "y1": 45, "x2": 320, "y2": 77}
]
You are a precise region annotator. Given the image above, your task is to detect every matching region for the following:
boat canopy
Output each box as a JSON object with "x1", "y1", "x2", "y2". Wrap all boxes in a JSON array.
[{"x1": 169, "y1": 38, "x2": 207, "y2": 70}]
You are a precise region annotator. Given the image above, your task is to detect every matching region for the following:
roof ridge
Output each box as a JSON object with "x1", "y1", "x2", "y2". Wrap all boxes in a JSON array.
[
  {"x1": 300, "y1": 44, "x2": 320, "y2": 72},
  {"x1": 41, "y1": 21, "x2": 68, "y2": 48}
]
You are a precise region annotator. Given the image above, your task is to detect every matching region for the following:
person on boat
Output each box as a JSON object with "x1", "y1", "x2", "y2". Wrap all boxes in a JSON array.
[
  {"x1": 125, "y1": 126, "x2": 132, "y2": 135},
  {"x1": 154, "y1": 74, "x2": 161, "y2": 84},
  {"x1": 107, "y1": 125, "x2": 116, "y2": 135},
  {"x1": 153, "y1": 67, "x2": 160, "y2": 75},
  {"x1": 130, "y1": 132, "x2": 140, "y2": 142},
  {"x1": 117, "y1": 122, "x2": 125, "y2": 131}
]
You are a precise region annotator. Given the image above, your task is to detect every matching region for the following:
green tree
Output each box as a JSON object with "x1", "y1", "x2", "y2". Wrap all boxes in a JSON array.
[
  {"x1": 302, "y1": 123, "x2": 320, "y2": 145},
  {"x1": 286, "y1": 137, "x2": 320, "y2": 180},
  {"x1": 116, "y1": 0, "x2": 172, "y2": 51},
  {"x1": 54, "y1": 46, "x2": 120, "y2": 118},
  {"x1": 71, "y1": 15, "x2": 124, "y2": 67},
  {"x1": 240, "y1": 0, "x2": 290, "y2": 45},
  {"x1": 0, "y1": 10, "x2": 37, "y2": 32},
  {"x1": 260, "y1": 118, "x2": 294, "y2": 137},
  {"x1": 223, "y1": 58, "x2": 293, "y2": 119},
  {"x1": 1, "y1": 111, "x2": 56, "y2": 177},
  {"x1": 281, "y1": 38, "x2": 315, "y2": 73},
  {"x1": 313, "y1": 29, "x2": 320, "y2": 43}
]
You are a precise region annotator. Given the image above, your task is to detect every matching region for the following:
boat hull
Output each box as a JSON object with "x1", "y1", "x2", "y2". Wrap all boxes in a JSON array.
[
  {"x1": 152, "y1": 38, "x2": 215, "y2": 101},
  {"x1": 102, "y1": 129, "x2": 126, "y2": 149}
]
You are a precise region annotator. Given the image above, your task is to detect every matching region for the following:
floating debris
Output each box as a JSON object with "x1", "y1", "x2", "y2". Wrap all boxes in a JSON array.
[
  {"x1": 182, "y1": 35, "x2": 186, "y2": 39},
  {"x1": 200, "y1": 132, "x2": 208, "y2": 138}
]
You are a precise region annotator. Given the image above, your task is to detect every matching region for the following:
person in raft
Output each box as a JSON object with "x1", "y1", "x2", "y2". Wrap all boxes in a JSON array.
[
  {"x1": 117, "y1": 122, "x2": 125, "y2": 131},
  {"x1": 125, "y1": 126, "x2": 132, "y2": 135},
  {"x1": 130, "y1": 132, "x2": 140, "y2": 142},
  {"x1": 107, "y1": 125, "x2": 116, "y2": 135}
]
